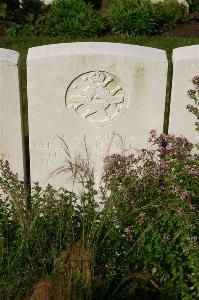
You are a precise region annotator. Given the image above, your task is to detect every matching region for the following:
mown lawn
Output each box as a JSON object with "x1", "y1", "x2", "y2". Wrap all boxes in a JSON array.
[{"x1": 1, "y1": 35, "x2": 199, "y2": 134}]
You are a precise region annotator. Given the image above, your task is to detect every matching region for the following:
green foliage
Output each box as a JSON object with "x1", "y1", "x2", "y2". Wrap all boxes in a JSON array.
[
  {"x1": 5, "y1": 12, "x2": 50, "y2": 37},
  {"x1": 188, "y1": 0, "x2": 199, "y2": 13},
  {"x1": 101, "y1": 132, "x2": 199, "y2": 299},
  {"x1": 1, "y1": 0, "x2": 44, "y2": 23},
  {"x1": 108, "y1": 0, "x2": 159, "y2": 35},
  {"x1": 0, "y1": 0, "x2": 191, "y2": 38},
  {"x1": 47, "y1": 0, "x2": 106, "y2": 38},
  {"x1": 1, "y1": 130, "x2": 199, "y2": 299},
  {"x1": 0, "y1": 159, "x2": 99, "y2": 299},
  {"x1": 154, "y1": 0, "x2": 188, "y2": 33},
  {"x1": 187, "y1": 76, "x2": 199, "y2": 135},
  {"x1": 3, "y1": 0, "x2": 50, "y2": 37},
  {"x1": 5, "y1": 22, "x2": 36, "y2": 37},
  {"x1": 0, "y1": 2, "x2": 7, "y2": 18},
  {"x1": 1, "y1": 79, "x2": 199, "y2": 299},
  {"x1": 83, "y1": 0, "x2": 102, "y2": 10},
  {"x1": 4, "y1": 0, "x2": 105, "y2": 38},
  {"x1": 108, "y1": 0, "x2": 188, "y2": 35}
]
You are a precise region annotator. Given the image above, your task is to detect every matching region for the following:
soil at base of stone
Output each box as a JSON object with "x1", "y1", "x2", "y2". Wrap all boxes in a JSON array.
[{"x1": 165, "y1": 19, "x2": 199, "y2": 37}]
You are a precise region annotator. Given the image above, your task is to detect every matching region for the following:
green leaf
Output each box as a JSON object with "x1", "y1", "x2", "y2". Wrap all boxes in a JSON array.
[
  {"x1": 0, "y1": 3, "x2": 7, "y2": 18},
  {"x1": 152, "y1": 267, "x2": 157, "y2": 275}
]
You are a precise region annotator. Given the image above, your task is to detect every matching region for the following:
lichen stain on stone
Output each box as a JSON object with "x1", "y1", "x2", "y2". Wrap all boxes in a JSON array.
[{"x1": 134, "y1": 63, "x2": 146, "y2": 95}]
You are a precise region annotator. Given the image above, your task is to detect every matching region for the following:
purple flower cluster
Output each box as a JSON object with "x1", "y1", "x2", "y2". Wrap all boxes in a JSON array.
[
  {"x1": 189, "y1": 204, "x2": 196, "y2": 210},
  {"x1": 103, "y1": 153, "x2": 138, "y2": 185},
  {"x1": 187, "y1": 236, "x2": 197, "y2": 242},
  {"x1": 187, "y1": 75, "x2": 199, "y2": 133},
  {"x1": 148, "y1": 129, "x2": 157, "y2": 143},
  {"x1": 136, "y1": 212, "x2": 146, "y2": 225},
  {"x1": 172, "y1": 187, "x2": 193, "y2": 202},
  {"x1": 124, "y1": 225, "x2": 133, "y2": 241},
  {"x1": 192, "y1": 75, "x2": 199, "y2": 87},
  {"x1": 103, "y1": 123, "x2": 199, "y2": 219},
  {"x1": 183, "y1": 164, "x2": 199, "y2": 177}
]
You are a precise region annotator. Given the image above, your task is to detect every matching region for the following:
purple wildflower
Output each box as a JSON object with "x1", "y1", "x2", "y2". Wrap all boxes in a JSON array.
[
  {"x1": 124, "y1": 225, "x2": 133, "y2": 241},
  {"x1": 187, "y1": 236, "x2": 197, "y2": 242}
]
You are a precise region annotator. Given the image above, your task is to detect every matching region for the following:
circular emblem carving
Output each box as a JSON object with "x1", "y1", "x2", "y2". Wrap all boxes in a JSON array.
[{"x1": 65, "y1": 71, "x2": 127, "y2": 126}]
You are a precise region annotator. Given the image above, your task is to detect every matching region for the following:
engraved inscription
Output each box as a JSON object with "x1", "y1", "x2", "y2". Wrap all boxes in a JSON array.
[
  {"x1": 31, "y1": 133, "x2": 135, "y2": 170},
  {"x1": 65, "y1": 71, "x2": 127, "y2": 126}
]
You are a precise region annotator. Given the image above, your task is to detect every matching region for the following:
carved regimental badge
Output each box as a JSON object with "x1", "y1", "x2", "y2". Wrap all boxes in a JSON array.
[{"x1": 65, "y1": 71, "x2": 127, "y2": 126}]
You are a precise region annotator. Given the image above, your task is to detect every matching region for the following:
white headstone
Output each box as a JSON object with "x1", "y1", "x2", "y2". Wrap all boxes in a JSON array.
[
  {"x1": 27, "y1": 42, "x2": 167, "y2": 189},
  {"x1": 170, "y1": 45, "x2": 199, "y2": 144},
  {"x1": 0, "y1": 48, "x2": 24, "y2": 179}
]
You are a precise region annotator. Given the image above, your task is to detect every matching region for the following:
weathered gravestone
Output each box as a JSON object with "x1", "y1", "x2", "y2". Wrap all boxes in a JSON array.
[
  {"x1": 27, "y1": 42, "x2": 168, "y2": 190},
  {"x1": 170, "y1": 45, "x2": 199, "y2": 145},
  {"x1": 0, "y1": 48, "x2": 24, "y2": 179}
]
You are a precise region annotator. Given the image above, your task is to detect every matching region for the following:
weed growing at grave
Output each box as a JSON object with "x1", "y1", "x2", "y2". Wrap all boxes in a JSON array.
[
  {"x1": 100, "y1": 132, "x2": 199, "y2": 299},
  {"x1": 93, "y1": 76, "x2": 199, "y2": 299},
  {"x1": 0, "y1": 79, "x2": 199, "y2": 299},
  {"x1": 1, "y1": 130, "x2": 199, "y2": 299},
  {"x1": 187, "y1": 75, "x2": 199, "y2": 136},
  {"x1": 0, "y1": 158, "x2": 100, "y2": 299}
]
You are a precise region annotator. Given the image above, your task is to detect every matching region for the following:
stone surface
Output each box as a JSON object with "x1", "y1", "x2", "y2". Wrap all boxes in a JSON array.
[
  {"x1": 0, "y1": 48, "x2": 24, "y2": 179},
  {"x1": 169, "y1": 45, "x2": 199, "y2": 145},
  {"x1": 27, "y1": 42, "x2": 168, "y2": 190}
]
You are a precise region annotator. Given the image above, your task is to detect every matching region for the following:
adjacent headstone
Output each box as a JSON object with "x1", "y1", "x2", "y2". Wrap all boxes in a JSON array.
[
  {"x1": 170, "y1": 45, "x2": 199, "y2": 145},
  {"x1": 27, "y1": 42, "x2": 168, "y2": 189},
  {"x1": 0, "y1": 48, "x2": 24, "y2": 179}
]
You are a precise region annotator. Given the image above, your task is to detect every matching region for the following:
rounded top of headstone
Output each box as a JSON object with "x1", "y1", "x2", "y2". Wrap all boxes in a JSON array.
[
  {"x1": 0, "y1": 48, "x2": 19, "y2": 63},
  {"x1": 173, "y1": 45, "x2": 199, "y2": 62},
  {"x1": 27, "y1": 42, "x2": 167, "y2": 62}
]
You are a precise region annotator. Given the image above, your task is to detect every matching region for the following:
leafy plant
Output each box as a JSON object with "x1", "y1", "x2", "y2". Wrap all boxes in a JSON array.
[
  {"x1": 47, "y1": 0, "x2": 106, "y2": 38},
  {"x1": 0, "y1": 1, "x2": 7, "y2": 18},
  {"x1": 108, "y1": 0, "x2": 159, "y2": 35},
  {"x1": 83, "y1": 0, "x2": 102, "y2": 10},
  {"x1": 101, "y1": 131, "x2": 199, "y2": 299},
  {"x1": 0, "y1": 158, "x2": 99, "y2": 299},
  {"x1": 187, "y1": 75, "x2": 199, "y2": 135},
  {"x1": 3, "y1": 0, "x2": 50, "y2": 37},
  {"x1": 0, "y1": 77, "x2": 199, "y2": 299},
  {"x1": 154, "y1": 0, "x2": 188, "y2": 33},
  {"x1": 108, "y1": 0, "x2": 188, "y2": 35},
  {"x1": 188, "y1": 0, "x2": 199, "y2": 13}
]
